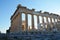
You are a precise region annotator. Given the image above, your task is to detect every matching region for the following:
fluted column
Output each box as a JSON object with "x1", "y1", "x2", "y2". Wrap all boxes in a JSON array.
[
  {"x1": 54, "y1": 18, "x2": 55, "y2": 23},
  {"x1": 57, "y1": 19, "x2": 58, "y2": 22},
  {"x1": 37, "y1": 15, "x2": 39, "y2": 26},
  {"x1": 50, "y1": 17, "x2": 53, "y2": 29},
  {"x1": 46, "y1": 17, "x2": 49, "y2": 23},
  {"x1": 37, "y1": 15, "x2": 40, "y2": 30},
  {"x1": 50, "y1": 17, "x2": 52, "y2": 24},
  {"x1": 19, "y1": 13, "x2": 22, "y2": 31},
  {"x1": 46, "y1": 17, "x2": 49, "y2": 29},
  {"x1": 31, "y1": 14, "x2": 34, "y2": 30},
  {"x1": 25, "y1": 14, "x2": 28, "y2": 31},
  {"x1": 42, "y1": 16, "x2": 44, "y2": 23},
  {"x1": 42, "y1": 16, "x2": 46, "y2": 31},
  {"x1": 54, "y1": 18, "x2": 56, "y2": 26},
  {"x1": 53, "y1": 18, "x2": 57, "y2": 32}
]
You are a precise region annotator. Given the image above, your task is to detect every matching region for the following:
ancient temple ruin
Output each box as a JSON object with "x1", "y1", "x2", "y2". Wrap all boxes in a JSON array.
[{"x1": 8, "y1": 4, "x2": 60, "y2": 33}]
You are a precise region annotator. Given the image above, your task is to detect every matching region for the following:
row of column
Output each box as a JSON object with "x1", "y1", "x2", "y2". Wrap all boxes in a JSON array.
[{"x1": 19, "y1": 12, "x2": 59, "y2": 31}]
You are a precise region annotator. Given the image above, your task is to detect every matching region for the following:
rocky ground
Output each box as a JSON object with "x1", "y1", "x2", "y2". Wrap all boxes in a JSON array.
[{"x1": 0, "y1": 32, "x2": 60, "y2": 40}]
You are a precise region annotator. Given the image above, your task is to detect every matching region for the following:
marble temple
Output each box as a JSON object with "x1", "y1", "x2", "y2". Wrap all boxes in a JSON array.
[{"x1": 7, "y1": 4, "x2": 60, "y2": 33}]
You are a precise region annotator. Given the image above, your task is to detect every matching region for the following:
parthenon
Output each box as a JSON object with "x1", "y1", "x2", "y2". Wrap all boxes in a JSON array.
[{"x1": 8, "y1": 4, "x2": 60, "y2": 33}]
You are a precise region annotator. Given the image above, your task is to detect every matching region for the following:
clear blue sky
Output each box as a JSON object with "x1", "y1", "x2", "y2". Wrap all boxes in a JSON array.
[{"x1": 0, "y1": 0, "x2": 60, "y2": 33}]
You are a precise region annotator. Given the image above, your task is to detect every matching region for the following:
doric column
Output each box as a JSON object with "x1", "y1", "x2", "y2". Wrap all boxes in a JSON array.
[
  {"x1": 25, "y1": 14, "x2": 28, "y2": 31},
  {"x1": 54, "y1": 18, "x2": 55, "y2": 22},
  {"x1": 46, "y1": 17, "x2": 49, "y2": 29},
  {"x1": 46, "y1": 17, "x2": 48, "y2": 23},
  {"x1": 42, "y1": 16, "x2": 44, "y2": 23},
  {"x1": 42, "y1": 16, "x2": 45, "y2": 27},
  {"x1": 37, "y1": 15, "x2": 40, "y2": 30},
  {"x1": 50, "y1": 17, "x2": 52, "y2": 24},
  {"x1": 19, "y1": 13, "x2": 22, "y2": 31},
  {"x1": 42, "y1": 16, "x2": 46, "y2": 31},
  {"x1": 50, "y1": 17, "x2": 53, "y2": 29},
  {"x1": 37, "y1": 15, "x2": 39, "y2": 26},
  {"x1": 31, "y1": 14, "x2": 34, "y2": 30},
  {"x1": 57, "y1": 19, "x2": 58, "y2": 22}
]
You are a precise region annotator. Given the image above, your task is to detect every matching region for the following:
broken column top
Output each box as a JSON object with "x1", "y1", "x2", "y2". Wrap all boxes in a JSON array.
[{"x1": 17, "y1": 4, "x2": 26, "y2": 9}]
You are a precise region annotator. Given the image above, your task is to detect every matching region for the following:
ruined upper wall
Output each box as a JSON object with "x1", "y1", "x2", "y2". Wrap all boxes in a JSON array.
[
  {"x1": 10, "y1": 4, "x2": 60, "y2": 20},
  {"x1": 10, "y1": 4, "x2": 35, "y2": 20}
]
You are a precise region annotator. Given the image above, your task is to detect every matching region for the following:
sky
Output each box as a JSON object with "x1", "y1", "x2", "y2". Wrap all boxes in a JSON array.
[{"x1": 0, "y1": 0, "x2": 60, "y2": 33}]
